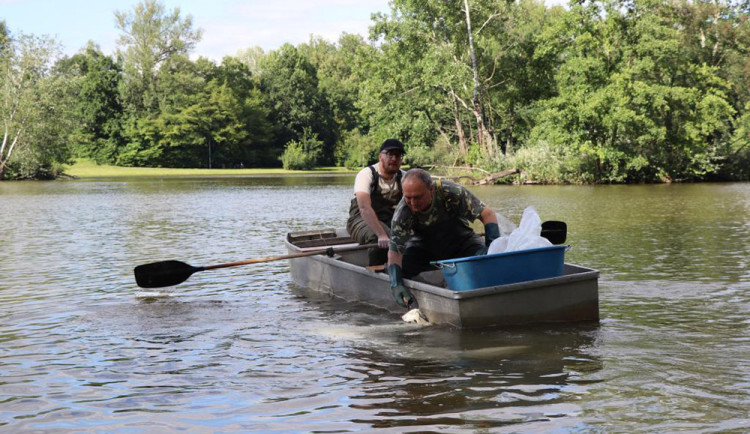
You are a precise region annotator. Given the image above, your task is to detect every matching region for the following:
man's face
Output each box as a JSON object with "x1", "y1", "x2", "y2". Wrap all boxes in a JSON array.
[
  {"x1": 402, "y1": 177, "x2": 433, "y2": 213},
  {"x1": 378, "y1": 150, "x2": 403, "y2": 175}
]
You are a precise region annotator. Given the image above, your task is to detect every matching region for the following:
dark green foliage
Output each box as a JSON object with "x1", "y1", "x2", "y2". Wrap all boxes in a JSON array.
[
  {"x1": 1, "y1": 30, "x2": 76, "y2": 180},
  {"x1": 3, "y1": 0, "x2": 749, "y2": 182},
  {"x1": 280, "y1": 129, "x2": 323, "y2": 170},
  {"x1": 338, "y1": 129, "x2": 379, "y2": 169},
  {"x1": 115, "y1": 56, "x2": 274, "y2": 168},
  {"x1": 529, "y1": 0, "x2": 739, "y2": 182},
  {"x1": 259, "y1": 44, "x2": 338, "y2": 165},
  {"x1": 58, "y1": 44, "x2": 124, "y2": 164}
]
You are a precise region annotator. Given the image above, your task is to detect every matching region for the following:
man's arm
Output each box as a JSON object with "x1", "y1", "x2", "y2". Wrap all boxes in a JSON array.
[
  {"x1": 386, "y1": 210, "x2": 414, "y2": 308},
  {"x1": 479, "y1": 206, "x2": 498, "y2": 225},
  {"x1": 479, "y1": 206, "x2": 500, "y2": 249},
  {"x1": 387, "y1": 249, "x2": 413, "y2": 308},
  {"x1": 387, "y1": 249, "x2": 403, "y2": 267},
  {"x1": 355, "y1": 192, "x2": 390, "y2": 248}
]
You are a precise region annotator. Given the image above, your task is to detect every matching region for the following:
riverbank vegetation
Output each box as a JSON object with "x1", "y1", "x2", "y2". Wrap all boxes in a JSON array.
[
  {"x1": 63, "y1": 159, "x2": 352, "y2": 179},
  {"x1": 1, "y1": 0, "x2": 748, "y2": 183}
]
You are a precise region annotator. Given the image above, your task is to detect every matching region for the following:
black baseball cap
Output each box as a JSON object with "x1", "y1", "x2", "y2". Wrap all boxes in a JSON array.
[{"x1": 380, "y1": 139, "x2": 405, "y2": 154}]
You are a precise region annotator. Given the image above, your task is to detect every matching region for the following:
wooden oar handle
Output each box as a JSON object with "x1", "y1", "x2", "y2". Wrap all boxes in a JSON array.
[{"x1": 202, "y1": 243, "x2": 378, "y2": 271}]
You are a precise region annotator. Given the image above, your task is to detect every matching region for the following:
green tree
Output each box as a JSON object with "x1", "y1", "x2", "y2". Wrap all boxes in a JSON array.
[
  {"x1": 531, "y1": 0, "x2": 736, "y2": 183},
  {"x1": 0, "y1": 21, "x2": 8, "y2": 50},
  {"x1": 365, "y1": 0, "x2": 530, "y2": 161},
  {"x1": 259, "y1": 44, "x2": 337, "y2": 164},
  {"x1": 115, "y1": 0, "x2": 202, "y2": 115},
  {"x1": 483, "y1": 0, "x2": 565, "y2": 156},
  {"x1": 235, "y1": 45, "x2": 266, "y2": 77},
  {"x1": 365, "y1": 1, "x2": 461, "y2": 151},
  {"x1": 57, "y1": 43, "x2": 124, "y2": 164},
  {"x1": 1, "y1": 31, "x2": 75, "y2": 179},
  {"x1": 118, "y1": 56, "x2": 273, "y2": 168},
  {"x1": 299, "y1": 34, "x2": 369, "y2": 139},
  {"x1": 280, "y1": 128, "x2": 323, "y2": 170},
  {"x1": 213, "y1": 57, "x2": 275, "y2": 166}
]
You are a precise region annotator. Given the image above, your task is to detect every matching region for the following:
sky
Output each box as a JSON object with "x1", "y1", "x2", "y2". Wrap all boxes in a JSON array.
[{"x1": 1, "y1": 0, "x2": 394, "y2": 60}]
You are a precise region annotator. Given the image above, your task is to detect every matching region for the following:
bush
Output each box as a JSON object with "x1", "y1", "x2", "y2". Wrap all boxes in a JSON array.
[
  {"x1": 2, "y1": 145, "x2": 66, "y2": 180},
  {"x1": 280, "y1": 130, "x2": 322, "y2": 170},
  {"x1": 338, "y1": 130, "x2": 379, "y2": 169},
  {"x1": 405, "y1": 135, "x2": 460, "y2": 167},
  {"x1": 503, "y1": 141, "x2": 584, "y2": 184}
]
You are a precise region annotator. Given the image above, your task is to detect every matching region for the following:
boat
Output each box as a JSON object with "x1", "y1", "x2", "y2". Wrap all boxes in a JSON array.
[{"x1": 285, "y1": 229, "x2": 600, "y2": 329}]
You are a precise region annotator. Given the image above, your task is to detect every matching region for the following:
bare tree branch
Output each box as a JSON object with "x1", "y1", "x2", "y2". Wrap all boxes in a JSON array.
[{"x1": 476, "y1": 13, "x2": 502, "y2": 35}]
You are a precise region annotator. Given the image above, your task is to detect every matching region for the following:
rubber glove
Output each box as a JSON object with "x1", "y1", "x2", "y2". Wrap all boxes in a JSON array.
[
  {"x1": 484, "y1": 222, "x2": 500, "y2": 247},
  {"x1": 387, "y1": 264, "x2": 414, "y2": 308}
]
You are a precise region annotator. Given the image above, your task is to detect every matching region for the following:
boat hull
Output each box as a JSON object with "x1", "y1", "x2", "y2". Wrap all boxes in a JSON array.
[{"x1": 285, "y1": 230, "x2": 599, "y2": 329}]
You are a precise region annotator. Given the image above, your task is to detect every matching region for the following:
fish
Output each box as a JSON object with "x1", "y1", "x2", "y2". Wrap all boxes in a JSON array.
[{"x1": 402, "y1": 308, "x2": 430, "y2": 325}]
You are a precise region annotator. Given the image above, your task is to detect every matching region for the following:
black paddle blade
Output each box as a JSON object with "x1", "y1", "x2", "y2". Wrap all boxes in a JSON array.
[
  {"x1": 134, "y1": 260, "x2": 202, "y2": 288},
  {"x1": 541, "y1": 221, "x2": 567, "y2": 245}
]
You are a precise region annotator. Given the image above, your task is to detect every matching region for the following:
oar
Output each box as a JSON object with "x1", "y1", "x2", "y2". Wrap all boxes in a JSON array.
[
  {"x1": 541, "y1": 220, "x2": 567, "y2": 245},
  {"x1": 134, "y1": 243, "x2": 377, "y2": 288}
]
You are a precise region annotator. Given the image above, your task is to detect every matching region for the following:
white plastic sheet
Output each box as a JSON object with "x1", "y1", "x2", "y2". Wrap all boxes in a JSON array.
[{"x1": 487, "y1": 206, "x2": 552, "y2": 254}]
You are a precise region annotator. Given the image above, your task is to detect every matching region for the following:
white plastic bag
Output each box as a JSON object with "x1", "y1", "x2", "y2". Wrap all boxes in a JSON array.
[
  {"x1": 486, "y1": 212, "x2": 515, "y2": 254},
  {"x1": 487, "y1": 206, "x2": 552, "y2": 254},
  {"x1": 495, "y1": 213, "x2": 517, "y2": 236}
]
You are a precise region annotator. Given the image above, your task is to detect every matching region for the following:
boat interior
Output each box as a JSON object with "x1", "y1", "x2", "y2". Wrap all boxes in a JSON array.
[{"x1": 287, "y1": 228, "x2": 448, "y2": 287}]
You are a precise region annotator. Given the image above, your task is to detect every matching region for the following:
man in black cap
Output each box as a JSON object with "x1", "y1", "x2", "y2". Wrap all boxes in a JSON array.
[{"x1": 346, "y1": 139, "x2": 406, "y2": 265}]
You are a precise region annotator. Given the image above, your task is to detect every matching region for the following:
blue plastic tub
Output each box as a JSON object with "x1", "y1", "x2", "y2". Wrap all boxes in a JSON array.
[{"x1": 434, "y1": 245, "x2": 569, "y2": 291}]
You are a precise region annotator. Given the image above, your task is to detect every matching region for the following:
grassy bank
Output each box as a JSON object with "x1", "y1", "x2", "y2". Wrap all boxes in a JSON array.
[{"x1": 63, "y1": 159, "x2": 355, "y2": 179}]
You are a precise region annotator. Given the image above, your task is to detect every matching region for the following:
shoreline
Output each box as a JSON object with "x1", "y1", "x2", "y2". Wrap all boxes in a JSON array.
[{"x1": 62, "y1": 160, "x2": 356, "y2": 179}]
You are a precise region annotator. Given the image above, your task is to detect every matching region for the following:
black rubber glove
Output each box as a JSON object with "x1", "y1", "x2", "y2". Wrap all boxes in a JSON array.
[
  {"x1": 387, "y1": 264, "x2": 414, "y2": 308},
  {"x1": 484, "y1": 222, "x2": 500, "y2": 247}
]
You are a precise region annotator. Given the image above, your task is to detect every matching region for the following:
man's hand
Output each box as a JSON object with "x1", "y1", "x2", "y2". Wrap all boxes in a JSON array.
[
  {"x1": 387, "y1": 263, "x2": 414, "y2": 308},
  {"x1": 377, "y1": 233, "x2": 390, "y2": 249},
  {"x1": 391, "y1": 284, "x2": 414, "y2": 308}
]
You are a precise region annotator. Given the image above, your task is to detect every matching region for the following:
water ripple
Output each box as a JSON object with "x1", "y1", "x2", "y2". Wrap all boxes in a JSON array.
[{"x1": 1, "y1": 180, "x2": 748, "y2": 431}]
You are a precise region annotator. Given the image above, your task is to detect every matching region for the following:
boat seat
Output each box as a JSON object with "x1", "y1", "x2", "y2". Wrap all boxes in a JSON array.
[{"x1": 297, "y1": 242, "x2": 360, "y2": 252}]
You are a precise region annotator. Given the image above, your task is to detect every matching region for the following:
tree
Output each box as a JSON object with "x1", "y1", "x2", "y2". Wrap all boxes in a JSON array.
[
  {"x1": 117, "y1": 55, "x2": 274, "y2": 168},
  {"x1": 1, "y1": 31, "x2": 75, "y2": 179},
  {"x1": 57, "y1": 43, "x2": 124, "y2": 164},
  {"x1": 259, "y1": 44, "x2": 337, "y2": 164},
  {"x1": 482, "y1": 0, "x2": 565, "y2": 156},
  {"x1": 301, "y1": 34, "x2": 370, "y2": 133},
  {"x1": 280, "y1": 128, "x2": 323, "y2": 170},
  {"x1": 115, "y1": 0, "x2": 202, "y2": 115},
  {"x1": 235, "y1": 46, "x2": 266, "y2": 77},
  {"x1": 365, "y1": 0, "x2": 525, "y2": 161},
  {"x1": 530, "y1": 0, "x2": 736, "y2": 182},
  {"x1": 362, "y1": 2, "x2": 461, "y2": 156}
]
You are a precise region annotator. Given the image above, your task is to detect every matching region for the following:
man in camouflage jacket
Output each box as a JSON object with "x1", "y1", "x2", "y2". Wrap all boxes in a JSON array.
[{"x1": 386, "y1": 168, "x2": 500, "y2": 307}]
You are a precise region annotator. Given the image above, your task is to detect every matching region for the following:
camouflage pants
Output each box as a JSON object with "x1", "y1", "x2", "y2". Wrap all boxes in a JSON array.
[
  {"x1": 346, "y1": 215, "x2": 391, "y2": 266},
  {"x1": 401, "y1": 234, "x2": 484, "y2": 278}
]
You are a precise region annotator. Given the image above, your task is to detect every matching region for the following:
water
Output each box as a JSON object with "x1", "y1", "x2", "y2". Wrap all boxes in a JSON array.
[{"x1": 1, "y1": 178, "x2": 748, "y2": 432}]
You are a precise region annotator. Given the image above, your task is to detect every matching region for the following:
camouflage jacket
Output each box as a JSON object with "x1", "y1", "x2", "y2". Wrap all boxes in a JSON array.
[{"x1": 388, "y1": 179, "x2": 486, "y2": 254}]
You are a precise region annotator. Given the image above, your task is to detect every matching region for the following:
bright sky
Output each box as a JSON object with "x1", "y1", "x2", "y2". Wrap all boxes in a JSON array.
[
  {"x1": 1, "y1": 0, "x2": 393, "y2": 60},
  {"x1": 2, "y1": 0, "x2": 567, "y2": 61}
]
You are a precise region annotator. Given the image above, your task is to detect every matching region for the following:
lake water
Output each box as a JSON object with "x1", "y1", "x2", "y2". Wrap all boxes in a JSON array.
[{"x1": 1, "y1": 177, "x2": 748, "y2": 432}]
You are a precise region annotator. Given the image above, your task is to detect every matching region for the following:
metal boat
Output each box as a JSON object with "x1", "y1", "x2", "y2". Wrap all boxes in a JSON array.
[{"x1": 285, "y1": 229, "x2": 599, "y2": 329}]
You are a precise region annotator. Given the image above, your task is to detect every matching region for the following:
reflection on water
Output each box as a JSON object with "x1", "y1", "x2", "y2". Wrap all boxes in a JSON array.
[{"x1": 0, "y1": 178, "x2": 748, "y2": 431}]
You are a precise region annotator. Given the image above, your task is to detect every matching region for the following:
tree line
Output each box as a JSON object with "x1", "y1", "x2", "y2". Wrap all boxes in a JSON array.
[{"x1": 1, "y1": 0, "x2": 748, "y2": 182}]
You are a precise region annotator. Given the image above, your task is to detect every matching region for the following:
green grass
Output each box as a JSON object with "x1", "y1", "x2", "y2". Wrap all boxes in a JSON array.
[{"x1": 64, "y1": 159, "x2": 355, "y2": 179}]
